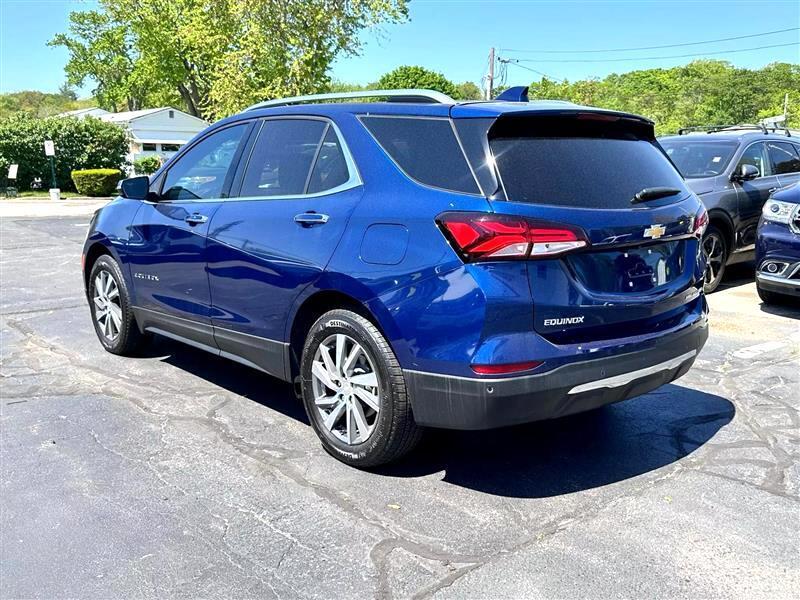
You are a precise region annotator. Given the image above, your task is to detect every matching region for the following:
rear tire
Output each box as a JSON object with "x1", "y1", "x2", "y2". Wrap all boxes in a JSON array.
[
  {"x1": 702, "y1": 226, "x2": 728, "y2": 294},
  {"x1": 300, "y1": 309, "x2": 422, "y2": 468},
  {"x1": 88, "y1": 255, "x2": 147, "y2": 355}
]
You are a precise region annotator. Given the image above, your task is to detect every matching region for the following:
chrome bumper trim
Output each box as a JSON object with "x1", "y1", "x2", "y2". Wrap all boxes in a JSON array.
[{"x1": 568, "y1": 350, "x2": 697, "y2": 395}]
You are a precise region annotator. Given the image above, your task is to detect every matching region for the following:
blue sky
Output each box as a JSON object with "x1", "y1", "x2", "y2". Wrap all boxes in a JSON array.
[{"x1": 1, "y1": 0, "x2": 798, "y2": 96}]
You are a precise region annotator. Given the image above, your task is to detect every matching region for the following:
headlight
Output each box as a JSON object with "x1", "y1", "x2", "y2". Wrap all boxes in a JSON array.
[{"x1": 762, "y1": 200, "x2": 796, "y2": 225}]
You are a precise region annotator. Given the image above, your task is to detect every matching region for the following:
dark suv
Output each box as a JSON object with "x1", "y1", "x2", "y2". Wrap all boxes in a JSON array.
[{"x1": 659, "y1": 126, "x2": 800, "y2": 292}]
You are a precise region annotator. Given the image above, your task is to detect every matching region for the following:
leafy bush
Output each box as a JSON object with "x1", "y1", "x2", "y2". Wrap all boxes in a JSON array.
[
  {"x1": 377, "y1": 66, "x2": 458, "y2": 99},
  {"x1": 71, "y1": 168, "x2": 122, "y2": 196},
  {"x1": 0, "y1": 113, "x2": 128, "y2": 191},
  {"x1": 133, "y1": 155, "x2": 161, "y2": 175}
]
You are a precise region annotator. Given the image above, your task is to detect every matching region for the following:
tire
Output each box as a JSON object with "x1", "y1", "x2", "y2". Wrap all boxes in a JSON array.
[
  {"x1": 702, "y1": 226, "x2": 728, "y2": 294},
  {"x1": 88, "y1": 255, "x2": 147, "y2": 355},
  {"x1": 756, "y1": 283, "x2": 784, "y2": 305},
  {"x1": 300, "y1": 309, "x2": 422, "y2": 468}
]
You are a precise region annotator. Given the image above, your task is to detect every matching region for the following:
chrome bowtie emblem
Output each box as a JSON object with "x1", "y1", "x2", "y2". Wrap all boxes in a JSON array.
[{"x1": 643, "y1": 224, "x2": 666, "y2": 239}]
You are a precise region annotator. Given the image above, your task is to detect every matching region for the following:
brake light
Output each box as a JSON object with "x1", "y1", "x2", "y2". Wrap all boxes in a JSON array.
[
  {"x1": 693, "y1": 206, "x2": 709, "y2": 237},
  {"x1": 471, "y1": 360, "x2": 543, "y2": 375},
  {"x1": 437, "y1": 212, "x2": 588, "y2": 261}
]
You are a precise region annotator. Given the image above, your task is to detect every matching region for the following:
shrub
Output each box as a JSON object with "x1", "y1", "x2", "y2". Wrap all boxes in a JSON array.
[
  {"x1": 377, "y1": 66, "x2": 458, "y2": 99},
  {"x1": 0, "y1": 113, "x2": 128, "y2": 191},
  {"x1": 133, "y1": 155, "x2": 161, "y2": 175},
  {"x1": 71, "y1": 168, "x2": 122, "y2": 196}
]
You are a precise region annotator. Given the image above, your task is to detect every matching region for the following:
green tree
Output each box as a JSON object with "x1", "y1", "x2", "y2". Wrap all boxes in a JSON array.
[
  {"x1": 0, "y1": 113, "x2": 129, "y2": 191},
  {"x1": 51, "y1": 0, "x2": 409, "y2": 120},
  {"x1": 377, "y1": 65, "x2": 458, "y2": 98},
  {"x1": 526, "y1": 60, "x2": 800, "y2": 135},
  {"x1": 454, "y1": 81, "x2": 482, "y2": 100}
]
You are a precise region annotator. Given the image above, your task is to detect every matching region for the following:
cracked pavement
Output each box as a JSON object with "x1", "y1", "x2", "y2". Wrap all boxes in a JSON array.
[{"x1": 1, "y1": 214, "x2": 798, "y2": 599}]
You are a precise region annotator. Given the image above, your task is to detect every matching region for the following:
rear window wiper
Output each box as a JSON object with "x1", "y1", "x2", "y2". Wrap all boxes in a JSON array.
[{"x1": 631, "y1": 187, "x2": 682, "y2": 204}]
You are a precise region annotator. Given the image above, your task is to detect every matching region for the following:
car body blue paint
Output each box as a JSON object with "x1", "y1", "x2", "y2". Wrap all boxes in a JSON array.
[
  {"x1": 756, "y1": 184, "x2": 800, "y2": 299},
  {"x1": 84, "y1": 97, "x2": 708, "y2": 416}
]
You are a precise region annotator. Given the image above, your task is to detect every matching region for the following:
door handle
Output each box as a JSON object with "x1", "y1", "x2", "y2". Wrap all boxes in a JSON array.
[
  {"x1": 294, "y1": 212, "x2": 329, "y2": 226},
  {"x1": 185, "y1": 213, "x2": 208, "y2": 225},
  {"x1": 768, "y1": 187, "x2": 779, "y2": 194}
]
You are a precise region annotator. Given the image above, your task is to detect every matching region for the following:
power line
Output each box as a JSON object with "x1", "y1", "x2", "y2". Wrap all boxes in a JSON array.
[
  {"x1": 504, "y1": 41, "x2": 799, "y2": 64},
  {"x1": 500, "y1": 27, "x2": 799, "y2": 54},
  {"x1": 501, "y1": 60, "x2": 566, "y2": 83}
]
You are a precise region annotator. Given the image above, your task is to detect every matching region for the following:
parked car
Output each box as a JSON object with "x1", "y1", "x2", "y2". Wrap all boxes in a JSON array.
[
  {"x1": 659, "y1": 126, "x2": 800, "y2": 292},
  {"x1": 756, "y1": 183, "x2": 800, "y2": 303},
  {"x1": 83, "y1": 87, "x2": 709, "y2": 467}
]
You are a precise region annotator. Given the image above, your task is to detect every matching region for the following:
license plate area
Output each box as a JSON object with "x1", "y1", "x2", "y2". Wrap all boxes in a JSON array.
[{"x1": 568, "y1": 240, "x2": 685, "y2": 294}]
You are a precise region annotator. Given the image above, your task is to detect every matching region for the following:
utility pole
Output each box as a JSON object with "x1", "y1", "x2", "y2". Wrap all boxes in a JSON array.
[{"x1": 486, "y1": 47, "x2": 495, "y2": 100}]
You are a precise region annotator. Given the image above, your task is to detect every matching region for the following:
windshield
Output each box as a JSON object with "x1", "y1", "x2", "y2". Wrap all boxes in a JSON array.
[{"x1": 659, "y1": 139, "x2": 738, "y2": 178}]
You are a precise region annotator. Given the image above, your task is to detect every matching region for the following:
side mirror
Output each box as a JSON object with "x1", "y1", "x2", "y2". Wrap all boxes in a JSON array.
[
  {"x1": 120, "y1": 176, "x2": 151, "y2": 200},
  {"x1": 733, "y1": 164, "x2": 759, "y2": 182}
]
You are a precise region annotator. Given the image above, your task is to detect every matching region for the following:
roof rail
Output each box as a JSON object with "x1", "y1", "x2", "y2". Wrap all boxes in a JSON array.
[
  {"x1": 675, "y1": 123, "x2": 793, "y2": 137},
  {"x1": 245, "y1": 89, "x2": 456, "y2": 111}
]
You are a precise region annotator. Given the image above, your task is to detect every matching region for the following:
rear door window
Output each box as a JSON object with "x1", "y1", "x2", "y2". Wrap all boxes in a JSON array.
[
  {"x1": 767, "y1": 141, "x2": 800, "y2": 174},
  {"x1": 489, "y1": 123, "x2": 688, "y2": 209},
  {"x1": 240, "y1": 119, "x2": 327, "y2": 197},
  {"x1": 307, "y1": 127, "x2": 351, "y2": 194},
  {"x1": 361, "y1": 116, "x2": 479, "y2": 194}
]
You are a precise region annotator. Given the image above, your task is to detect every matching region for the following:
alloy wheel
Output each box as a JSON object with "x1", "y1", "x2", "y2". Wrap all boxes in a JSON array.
[
  {"x1": 703, "y1": 232, "x2": 725, "y2": 287},
  {"x1": 93, "y1": 270, "x2": 122, "y2": 341},
  {"x1": 311, "y1": 333, "x2": 381, "y2": 445}
]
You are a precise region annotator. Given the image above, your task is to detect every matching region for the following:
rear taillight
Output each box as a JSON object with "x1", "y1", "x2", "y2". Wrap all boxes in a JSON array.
[
  {"x1": 437, "y1": 212, "x2": 588, "y2": 261},
  {"x1": 693, "y1": 206, "x2": 708, "y2": 238}
]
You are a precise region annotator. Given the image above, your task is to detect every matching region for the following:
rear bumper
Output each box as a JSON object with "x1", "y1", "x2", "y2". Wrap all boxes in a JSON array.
[{"x1": 404, "y1": 316, "x2": 708, "y2": 430}]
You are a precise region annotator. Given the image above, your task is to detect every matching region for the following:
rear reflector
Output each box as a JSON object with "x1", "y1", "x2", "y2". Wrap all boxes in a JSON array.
[
  {"x1": 437, "y1": 212, "x2": 588, "y2": 261},
  {"x1": 471, "y1": 361, "x2": 543, "y2": 375}
]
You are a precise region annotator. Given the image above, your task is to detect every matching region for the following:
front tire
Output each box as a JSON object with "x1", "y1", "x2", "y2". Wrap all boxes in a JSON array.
[
  {"x1": 88, "y1": 255, "x2": 147, "y2": 355},
  {"x1": 300, "y1": 309, "x2": 422, "y2": 468},
  {"x1": 702, "y1": 226, "x2": 728, "y2": 294}
]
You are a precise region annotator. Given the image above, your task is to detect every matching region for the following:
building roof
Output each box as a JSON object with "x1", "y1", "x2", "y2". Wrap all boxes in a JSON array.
[
  {"x1": 59, "y1": 107, "x2": 110, "y2": 118},
  {"x1": 101, "y1": 107, "x2": 173, "y2": 123}
]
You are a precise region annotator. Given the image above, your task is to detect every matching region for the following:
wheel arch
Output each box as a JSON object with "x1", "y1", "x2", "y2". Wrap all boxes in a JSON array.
[
  {"x1": 83, "y1": 240, "x2": 123, "y2": 292},
  {"x1": 286, "y1": 288, "x2": 401, "y2": 382},
  {"x1": 707, "y1": 208, "x2": 735, "y2": 261}
]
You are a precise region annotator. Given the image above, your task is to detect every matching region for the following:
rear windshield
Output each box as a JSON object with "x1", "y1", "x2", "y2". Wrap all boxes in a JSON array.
[
  {"x1": 659, "y1": 139, "x2": 738, "y2": 178},
  {"x1": 490, "y1": 122, "x2": 689, "y2": 209},
  {"x1": 361, "y1": 116, "x2": 480, "y2": 194}
]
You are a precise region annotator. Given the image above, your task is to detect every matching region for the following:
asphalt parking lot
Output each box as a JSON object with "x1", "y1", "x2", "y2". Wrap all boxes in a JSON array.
[{"x1": 1, "y1": 210, "x2": 798, "y2": 599}]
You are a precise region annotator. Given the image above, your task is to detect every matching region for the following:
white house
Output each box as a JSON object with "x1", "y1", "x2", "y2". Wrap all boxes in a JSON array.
[{"x1": 60, "y1": 106, "x2": 208, "y2": 165}]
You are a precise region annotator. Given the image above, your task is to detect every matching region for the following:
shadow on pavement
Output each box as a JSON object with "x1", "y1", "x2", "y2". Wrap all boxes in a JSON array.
[
  {"x1": 758, "y1": 299, "x2": 800, "y2": 320},
  {"x1": 378, "y1": 384, "x2": 734, "y2": 498},
  {"x1": 141, "y1": 337, "x2": 734, "y2": 499},
  {"x1": 717, "y1": 261, "x2": 755, "y2": 292}
]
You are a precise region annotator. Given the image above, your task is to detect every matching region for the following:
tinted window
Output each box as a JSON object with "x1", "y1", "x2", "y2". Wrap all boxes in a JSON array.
[
  {"x1": 491, "y1": 135, "x2": 688, "y2": 209},
  {"x1": 161, "y1": 143, "x2": 181, "y2": 152},
  {"x1": 660, "y1": 140, "x2": 738, "y2": 178},
  {"x1": 737, "y1": 142, "x2": 772, "y2": 177},
  {"x1": 240, "y1": 119, "x2": 326, "y2": 197},
  {"x1": 307, "y1": 127, "x2": 350, "y2": 194},
  {"x1": 767, "y1": 141, "x2": 800, "y2": 174},
  {"x1": 162, "y1": 124, "x2": 247, "y2": 200},
  {"x1": 361, "y1": 116, "x2": 479, "y2": 194}
]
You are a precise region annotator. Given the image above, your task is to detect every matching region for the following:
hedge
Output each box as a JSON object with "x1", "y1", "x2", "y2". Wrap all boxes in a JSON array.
[
  {"x1": 133, "y1": 155, "x2": 161, "y2": 175},
  {"x1": 72, "y1": 168, "x2": 122, "y2": 196},
  {"x1": 0, "y1": 113, "x2": 128, "y2": 191}
]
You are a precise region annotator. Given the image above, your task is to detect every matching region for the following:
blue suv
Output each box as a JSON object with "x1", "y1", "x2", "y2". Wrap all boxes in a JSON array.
[
  {"x1": 83, "y1": 87, "x2": 709, "y2": 466},
  {"x1": 756, "y1": 183, "x2": 800, "y2": 303}
]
